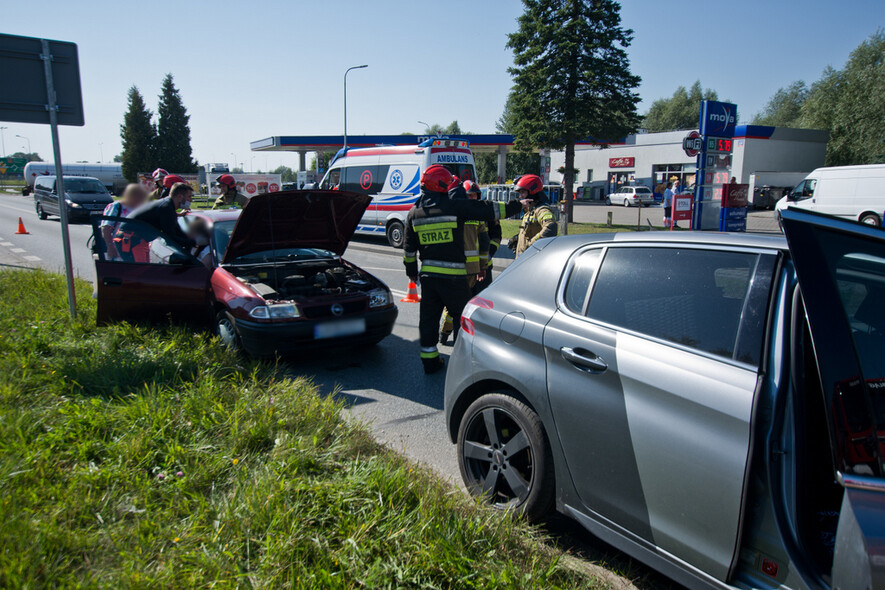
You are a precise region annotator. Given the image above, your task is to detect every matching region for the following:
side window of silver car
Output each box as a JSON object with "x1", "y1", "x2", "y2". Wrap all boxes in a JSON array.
[
  {"x1": 563, "y1": 248, "x2": 603, "y2": 314},
  {"x1": 586, "y1": 247, "x2": 769, "y2": 363}
]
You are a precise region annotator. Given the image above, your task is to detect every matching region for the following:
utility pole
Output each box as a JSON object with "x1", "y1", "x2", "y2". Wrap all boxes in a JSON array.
[{"x1": 343, "y1": 64, "x2": 367, "y2": 150}]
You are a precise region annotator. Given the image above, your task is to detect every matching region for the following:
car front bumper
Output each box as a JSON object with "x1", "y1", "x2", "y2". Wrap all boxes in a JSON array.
[{"x1": 233, "y1": 306, "x2": 398, "y2": 356}]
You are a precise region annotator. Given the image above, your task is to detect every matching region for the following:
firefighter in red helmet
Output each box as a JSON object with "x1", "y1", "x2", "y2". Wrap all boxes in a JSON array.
[
  {"x1": 148, "y1": 168, "x2": 169, "y2": 201},
  {"x1": 213, "y1": 174, "x2": 248, "y2": 209},
  {"x1": 403, "y1": 165, "x2": 525, "y2": 374},
  {"x1": 508, "y1": 174, "x2": 557, "y2": 257}
]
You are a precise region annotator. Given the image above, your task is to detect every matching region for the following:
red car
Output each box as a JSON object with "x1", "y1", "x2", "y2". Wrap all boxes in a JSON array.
[{"x1": 91, "y1": 190, "x2": 398, "y2": 356}]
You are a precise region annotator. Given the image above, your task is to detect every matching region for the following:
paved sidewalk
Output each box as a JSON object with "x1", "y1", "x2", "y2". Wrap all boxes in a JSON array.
[{"x1": 570, "y1": 201, "x2": 781, "y2": 234}]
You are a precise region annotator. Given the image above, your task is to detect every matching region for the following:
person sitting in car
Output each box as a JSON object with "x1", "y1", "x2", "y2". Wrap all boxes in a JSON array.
[{"x1": 187, "y1": 217, "x2": 213, "y2": 268}]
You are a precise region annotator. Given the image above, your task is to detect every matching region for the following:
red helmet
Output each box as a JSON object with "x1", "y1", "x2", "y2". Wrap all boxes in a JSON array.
[
  {"x1": 513, "y1": 174, "x2": 544, "y2": 196},
  {"x1": 216, "y1": 174, "x2": 236, "y2": 188},
  {"x1": 163, "y1": 174, "x2": 185, "y2": 188},
  {"x1": 420, "y1": 165, "x2": 454, "y2": 193},
  {"x1": 463, "y1": 180, "x2": 481, "y2": 196},
  {"x1": 152, "y1": 168, "x2": 168, "y2": 181}
]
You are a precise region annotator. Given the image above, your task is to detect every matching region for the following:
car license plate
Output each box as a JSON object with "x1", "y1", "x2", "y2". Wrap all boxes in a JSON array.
[{"x1": 314, "y1": 318, "x2": 366, "y2": 339}]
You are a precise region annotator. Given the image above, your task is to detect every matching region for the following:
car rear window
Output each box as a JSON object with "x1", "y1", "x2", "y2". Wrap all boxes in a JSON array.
[{"x1": 584, "y1": 247, "x2": 774, "y2": 364}]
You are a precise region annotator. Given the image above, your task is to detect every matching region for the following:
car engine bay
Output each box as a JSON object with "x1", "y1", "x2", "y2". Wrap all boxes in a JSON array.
[{"x1": 230, "y1": 261, "x2": 375, "y2": 301}]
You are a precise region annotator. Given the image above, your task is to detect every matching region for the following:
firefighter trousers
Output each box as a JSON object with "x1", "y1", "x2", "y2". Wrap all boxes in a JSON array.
[{"x1": 419, "y1": 275, "x2": 473, "y2": 360}]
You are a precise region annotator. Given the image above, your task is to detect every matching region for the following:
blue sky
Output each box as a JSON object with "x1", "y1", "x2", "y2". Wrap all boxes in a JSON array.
[{"x1": 2, "y1": 0, "x2": 882, "y2": 170}]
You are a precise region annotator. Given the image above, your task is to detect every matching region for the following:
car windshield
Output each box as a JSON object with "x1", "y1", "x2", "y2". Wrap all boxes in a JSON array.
[
  {"x1": 65, "y1": 179, "x2": 106, "y2": 193},
  {"x1": 212, "y1": 220, "x2": 336, "y2": 263}
]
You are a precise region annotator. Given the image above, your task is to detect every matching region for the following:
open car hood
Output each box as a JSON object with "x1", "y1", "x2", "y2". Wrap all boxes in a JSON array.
[{"x1": 221, "y1": 190, "x2": 372, "y2": 263}]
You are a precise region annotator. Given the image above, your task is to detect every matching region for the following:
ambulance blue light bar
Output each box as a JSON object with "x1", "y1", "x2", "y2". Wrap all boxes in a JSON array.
[{"x1": 417, "y1": 137, "x2": 470, "y2": 148}]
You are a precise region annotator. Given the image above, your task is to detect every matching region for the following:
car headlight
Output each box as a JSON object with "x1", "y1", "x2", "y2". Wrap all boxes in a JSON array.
[
  {"x1": 249, "y1": 303, "x2": 300, "y2": 319},
  {"x1": 66, "y1": 199, "x2": 81, "y2": 208},
  {"x1": 368, "y1": 288, "x2": 391, "y2": 308}
]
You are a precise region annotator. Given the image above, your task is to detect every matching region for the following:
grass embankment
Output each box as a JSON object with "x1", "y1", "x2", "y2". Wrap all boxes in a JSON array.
[{"x1": 0, "y1": 270, "x2": 596, "y2": 588}]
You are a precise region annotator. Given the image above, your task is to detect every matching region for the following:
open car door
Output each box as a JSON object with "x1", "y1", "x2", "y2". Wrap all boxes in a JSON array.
[
  {"x1": 781, "y1": 209, "x2": 885, "y2": 589},
  {"x1": 91, "y1": 215, "x2": 212, "y2": 325}
]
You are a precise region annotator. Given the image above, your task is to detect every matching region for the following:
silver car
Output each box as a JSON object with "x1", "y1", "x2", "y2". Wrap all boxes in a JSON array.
[
  {"x1": 444, "y1": 209, "x2": 885, "y2": 590},
  {"x1": 608, "y1": 185, "x2": 656, "y2": 207}
]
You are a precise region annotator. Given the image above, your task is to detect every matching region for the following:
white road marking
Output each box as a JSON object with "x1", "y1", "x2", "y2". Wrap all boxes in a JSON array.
[
  {"x1": 0, "y1": 242, "x2": 12, "y2": 246},
  {"x1": 10, "y1": 248, "x2": 25, "y2": 253},
  {"x1": 359, "y1": 265, "x2": 402, "y2": 273},
  {"x1": 23, "y1": 255, "x2": 41, "y2": 261},
  {"x1": 390, "y1": 289, "x2": 407, "y2": 297}
]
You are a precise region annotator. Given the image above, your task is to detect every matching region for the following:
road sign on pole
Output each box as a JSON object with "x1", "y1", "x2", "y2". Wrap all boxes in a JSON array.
[{"x1": 0, "y1": 33, "x2": 85, "y2": 319}]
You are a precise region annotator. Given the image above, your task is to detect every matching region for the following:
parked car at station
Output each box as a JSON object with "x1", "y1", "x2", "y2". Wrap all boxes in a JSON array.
[
  {"x1": 90, "y1": 190, "x2": 398, "y2": 356},
  {"x1": 33, "y1": 175, "x2": 114, "y2": 223},
  {"x1": 606, "y1": 185, "x2": 655, "y2": 207},
  {"x1": 445, "y1": 210, "x2": 885, "y2": 589}
]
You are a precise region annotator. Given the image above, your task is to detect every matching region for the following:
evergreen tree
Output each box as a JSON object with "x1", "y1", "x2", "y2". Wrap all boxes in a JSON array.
[
  {"x1": 643, "y1": 81, "x2": 719, "y2": 132},
  {"x1": 506, "y1": 0, "x2": 641, "y2": 219},
  {"x1": 155, "y1": 74, "x2": 196, "y2": 172},
  {"x1": 119, "y1": 86, "x2": 157, "y2": 182}
]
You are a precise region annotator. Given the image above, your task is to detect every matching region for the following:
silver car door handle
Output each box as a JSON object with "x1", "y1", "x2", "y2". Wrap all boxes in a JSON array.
[{"x1": 560, "y1": 347, "x2": 608, "y2": 373}]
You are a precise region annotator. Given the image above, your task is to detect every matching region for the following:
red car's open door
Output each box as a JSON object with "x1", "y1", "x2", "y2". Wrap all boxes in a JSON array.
[{"x1": 91, "y1": 216, "x2": 211, "y2": 325}]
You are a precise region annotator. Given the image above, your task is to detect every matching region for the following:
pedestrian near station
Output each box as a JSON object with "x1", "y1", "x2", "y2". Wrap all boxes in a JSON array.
[
  {"x1": 213, "y1": 174, "x2": 248, "y2": 209},
  {"x1": 509, "y1": 174, "x2": 558, "y2": 257},
  {"x1": 403, "y1": 166, "x2": 524, "y2": 374},
  {"x1": 662, "y1": 178, "x2": 679, "y2": 228}
]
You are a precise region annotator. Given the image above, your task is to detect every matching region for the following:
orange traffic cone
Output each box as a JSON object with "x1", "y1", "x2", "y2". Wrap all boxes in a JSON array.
[
  {"x1": 15, "y1": 217, "x2": 29, "y2": 235},
  {"x1": 400, "y1": 281, "x2": 421, "y2": 303}
]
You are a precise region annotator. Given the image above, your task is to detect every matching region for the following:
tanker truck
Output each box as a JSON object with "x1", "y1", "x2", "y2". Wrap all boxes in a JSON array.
[{"x1": 22, "y1": 162, "x2": 126, "y2": 195}]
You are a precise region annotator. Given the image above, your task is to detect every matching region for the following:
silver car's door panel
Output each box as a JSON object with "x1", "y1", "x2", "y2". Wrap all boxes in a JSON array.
[
  {"x1": 616, "y1": 331, "x2": 757, "y2": 581},
  {"x1": 543, "y1": 313, "x2": 655, "y2": 541}
]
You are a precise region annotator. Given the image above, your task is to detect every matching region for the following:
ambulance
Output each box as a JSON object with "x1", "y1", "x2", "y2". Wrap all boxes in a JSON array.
[{"x1": 318, "y1": 138, "x2": 477, "y2": 247}]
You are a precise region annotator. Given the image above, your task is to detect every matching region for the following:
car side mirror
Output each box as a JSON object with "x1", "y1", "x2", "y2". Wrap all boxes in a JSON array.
[{"x1": 168, "y1": 253, "x2": 196, "y2": 266}]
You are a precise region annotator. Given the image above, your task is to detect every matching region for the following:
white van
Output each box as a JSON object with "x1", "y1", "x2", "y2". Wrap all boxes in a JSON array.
[
  {"x1": 318, "y1": 139, "x2": 477, "y2": 247},
  {"x1": 775, "y1": 164, "x2": 885, "y2": 226}
]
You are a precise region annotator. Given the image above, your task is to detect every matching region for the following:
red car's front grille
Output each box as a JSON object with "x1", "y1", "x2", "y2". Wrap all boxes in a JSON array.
[{"x1": 301, "y1": 299, "x2": 367, "y2": 319}]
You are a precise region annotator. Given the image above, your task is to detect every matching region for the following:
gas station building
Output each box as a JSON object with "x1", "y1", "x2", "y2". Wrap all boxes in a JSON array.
[
  {"x1": 549, "y1": 125, "x2": 829, "y2": 201},
  {"x1": 250, "y1": 125, "x2": 828, "y2": 199}
]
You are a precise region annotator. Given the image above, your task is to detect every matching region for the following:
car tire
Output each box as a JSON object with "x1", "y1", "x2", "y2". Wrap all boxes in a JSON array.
[
  {"x1": 860, "y1": 212, "x2": 881, "y2": 227},
  {"x1": 623, "y1": 198, "x2": 630, "y2": 208},
  {"x1": 604, "y1": 197, "x2": 611, "y2": 205},
  {"x1": 36, "y1": 202, "x2": 47, "y2": 220},
  {"x1": 457, "y1": 393, "x2": 555, "y2": 521},
  {"x1": 386, "y1": 220, "x2": 405, "y2": 249},
  {"x1": 215, "y1": 311, "x2": 242, "y2": 351}
]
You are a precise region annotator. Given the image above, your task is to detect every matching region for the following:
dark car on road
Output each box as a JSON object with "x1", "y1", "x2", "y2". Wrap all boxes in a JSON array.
[
  {"x1": 34, "y1": 175, "x2": 114, "y2": 223},
  {"x1": 445, "y1": 209, "x2": 885, "y2": 589},
  {"x1": 91, "y1": 190, "x2": 398, "y2": 356}
]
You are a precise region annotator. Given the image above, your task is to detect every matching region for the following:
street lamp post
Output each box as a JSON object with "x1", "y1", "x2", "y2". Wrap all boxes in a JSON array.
[
  {"x1": 343, "y1": 64, "x2": 368, "y2": 151},
  {"x1": 0, "y1": 127, "x2": 7, "y2": 157},
  {"x1": 230, "y1": 153, "x2": 237, "y2": 172},
  {"x1": 418, "y1": 120, "x2": 430, "y2": 134},
  {"x1": 16, "y1": 134, "x2": 30, "y2": 155},
  {"x1": 99, "y1": 142, "x2": 103, "y2": 163}
]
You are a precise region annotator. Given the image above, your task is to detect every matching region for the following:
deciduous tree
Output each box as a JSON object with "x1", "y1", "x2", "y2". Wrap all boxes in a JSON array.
[
  {"x1": 752, "y1": 81, "x2": 808, "y2": 128},
  {"x1": 643, "y1": 81, "x2": 718, "y2": 132}
]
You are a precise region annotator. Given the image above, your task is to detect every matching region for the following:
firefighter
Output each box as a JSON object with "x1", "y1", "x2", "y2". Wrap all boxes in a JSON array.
[
  {"x1": 404, "y1": 166, "x2": 525, "y2": 374},
  {"x1": 148, "y1": 168, "x2": 168, "y2": 201},
  {"x1": 439, "y1": 180, "x2": 492, "y2": 344},
  {"x1": 115, "y1": 181, "x2": 195, "y2": 263},
  {"x1": 213, "y1": 174, "x2": 248, "y2": 209},
  {"x1": 465, "y1": 180, "x2": 502, "y2": 289},
  {"x1": 508, "y1": 174, "x2": 558, "y2": 257}
]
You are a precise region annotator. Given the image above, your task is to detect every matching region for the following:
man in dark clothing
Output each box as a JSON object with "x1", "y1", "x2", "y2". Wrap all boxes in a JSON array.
[
  {"x1": 403, "y1": 165, "x2": 525, "y2": 374},
  {"x1": 115, "y1": 182, "x2": 195, "y2": 263}
]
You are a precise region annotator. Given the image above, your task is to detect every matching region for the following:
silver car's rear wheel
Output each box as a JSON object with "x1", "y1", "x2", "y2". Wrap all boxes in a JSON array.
[
  {"x1": 623, "y1": 198, "x2": 631, "y2": 207},
  {"x1": 457, "y1": 393, "x2": 554, "y2": 521}
]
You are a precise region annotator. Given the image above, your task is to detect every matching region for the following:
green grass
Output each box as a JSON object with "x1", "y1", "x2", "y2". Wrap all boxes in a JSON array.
[
  {"x1": 0, "y1": 270, "x2": 598, "y2": 589},
  {"x1": 499, "y1": 219, "x2": 642, "y2": 238}
]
